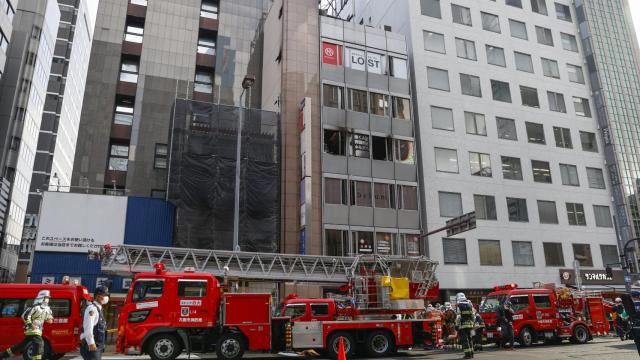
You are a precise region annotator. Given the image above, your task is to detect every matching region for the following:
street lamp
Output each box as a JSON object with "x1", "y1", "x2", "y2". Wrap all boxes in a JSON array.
[{"x1": 232, "y1": 75, "x2": 255, "y2": 252}]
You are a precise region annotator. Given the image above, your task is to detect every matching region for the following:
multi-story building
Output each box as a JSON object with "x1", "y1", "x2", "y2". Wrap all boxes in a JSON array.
[
  {"x1": 352, "y1": 0, "x2": 623, "y2": 299},
  {"x1": 0, "y1": 0, "x2": 17, "y2": 78},
  {"x1": 15, "y1": 0, "x2": 94, "y2": 282},
  {"x1": 0, "y1": 0, "x2": 59, "y2": 281}
]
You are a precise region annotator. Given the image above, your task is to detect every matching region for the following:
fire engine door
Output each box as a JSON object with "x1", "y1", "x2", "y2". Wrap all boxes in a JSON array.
[
  {"x1": 532, "y1": 294, "x2": 557, "y2": 332},
  {"x1": 509, "y1": 295, "x2": 532, "y2": 329},
  {"x1": 177, "y1": 279, "x2": 208, "y2": 325},
  {"x1": 131, "y1": 279, "x2": 166, "y2": 324}
]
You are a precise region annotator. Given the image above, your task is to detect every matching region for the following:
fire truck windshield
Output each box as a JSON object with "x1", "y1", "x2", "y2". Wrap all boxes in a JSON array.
[
  {"x1": 132, "y1": 279, "x2": 164, "y2": 303},
  {"x1": 480, "y1": 295, "x2": 505, "y2": 313}
]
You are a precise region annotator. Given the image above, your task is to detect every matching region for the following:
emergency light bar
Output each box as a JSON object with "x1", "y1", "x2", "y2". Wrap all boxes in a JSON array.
[{"x1": 494, "y1": 283, "x2": 518, "y2": 291}]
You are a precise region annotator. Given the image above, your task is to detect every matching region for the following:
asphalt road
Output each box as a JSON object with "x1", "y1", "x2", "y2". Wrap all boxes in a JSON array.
[{"x1": 62, "y1": 337, "x2": 640, "y2": 360}]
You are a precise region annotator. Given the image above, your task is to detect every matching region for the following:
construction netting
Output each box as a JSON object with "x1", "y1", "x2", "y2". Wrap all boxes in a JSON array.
[{"x1": 168, "y1": 99, "x2": 280, "y2": 252}]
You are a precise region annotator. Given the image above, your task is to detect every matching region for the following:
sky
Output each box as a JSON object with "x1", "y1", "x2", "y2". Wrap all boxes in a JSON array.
[
  {"x1": 631, "y1": 1, "x2": 640, "y2": 46},
  {"x1": 85, "y1": 0, "x2": 99, "y2": 30}
]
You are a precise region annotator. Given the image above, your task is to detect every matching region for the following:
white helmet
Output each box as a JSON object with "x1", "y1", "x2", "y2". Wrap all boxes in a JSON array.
[
  {"x1": 35, "y1": 290, "x2": 51, "y2": 304},
  {"x1": 615, "y1": 297, "x2": 622, "y2": 303},
  {"x1": 456, "y1": 292, "x2": 467, "y2": 303}
]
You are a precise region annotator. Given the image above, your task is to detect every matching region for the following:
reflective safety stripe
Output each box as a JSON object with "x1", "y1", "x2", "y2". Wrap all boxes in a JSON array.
[{"x1": 7, "y1": 349, "x2": 13, "y2": 356}]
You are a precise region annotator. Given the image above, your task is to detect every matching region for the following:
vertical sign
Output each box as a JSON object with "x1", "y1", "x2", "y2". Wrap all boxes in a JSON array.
[
  {"x1": 299, "y1": 98, "x2": 312, "y2": 255},
  {"x1": 322, "y1": 42, "x2": 342, "y2": 66}
]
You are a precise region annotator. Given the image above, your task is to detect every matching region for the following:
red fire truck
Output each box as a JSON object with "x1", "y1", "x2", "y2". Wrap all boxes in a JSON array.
[
  {"x1": 479, "y1": 283, "x2": 610, "y2": 347},
  {"x1": 105, "y1": 245, "x2": 440, "y2": 360}
]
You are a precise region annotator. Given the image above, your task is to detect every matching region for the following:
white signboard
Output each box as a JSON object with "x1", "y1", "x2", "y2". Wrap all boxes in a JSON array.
[
  {"x1": 35, "y1": 192, "x2": 127, "y2": 253},
  {"x1": 122, "y1": 278, "x2": 132, "y2": 290},
  {"x1": 345, "y1": 48, "x2": 385, "y2": 74},
  {"x1": 96, "y1": 277, "x2": 109, "y2": 288}
]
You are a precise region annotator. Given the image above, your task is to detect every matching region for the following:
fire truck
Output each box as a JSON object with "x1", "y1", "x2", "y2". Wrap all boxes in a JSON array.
[
  {"x1": 479, "y1": 283, "x2": 610, "y2": 347},
  {"x1": 101, "y1": 245, "x2": 440, "y2": 360}
]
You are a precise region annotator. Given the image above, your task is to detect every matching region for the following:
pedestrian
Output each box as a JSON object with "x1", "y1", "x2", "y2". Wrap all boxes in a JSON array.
[
  {"x1": 80, "y1": 286, "x2": 109, "y2": 360},
  {"x1": 473, "y1": 310, "x2": 485, "y2": 351},
  {"x1": 0, "y1": 290, "x2": 53, "y2": 360},
  {"x1": 496, "y1": 300, "x2": 515, "y2": 350},
  {"x1": 455, "y1": 293, "x2": 474, "y2": 359}
]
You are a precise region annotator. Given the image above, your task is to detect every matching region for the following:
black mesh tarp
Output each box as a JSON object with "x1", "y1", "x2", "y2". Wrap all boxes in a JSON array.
[{"x1": 168, "y1": 99, "x2": 280, "y2": 252}]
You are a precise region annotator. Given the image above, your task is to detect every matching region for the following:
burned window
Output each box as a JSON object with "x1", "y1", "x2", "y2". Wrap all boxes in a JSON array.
[{"x1": 324, "y1": 129, "x2": 346, "y2": 155}]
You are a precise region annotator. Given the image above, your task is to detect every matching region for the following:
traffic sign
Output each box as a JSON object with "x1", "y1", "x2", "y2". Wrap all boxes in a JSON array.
[{"x1": 445, "y1": 211, "x2": 477, "y2": 237}]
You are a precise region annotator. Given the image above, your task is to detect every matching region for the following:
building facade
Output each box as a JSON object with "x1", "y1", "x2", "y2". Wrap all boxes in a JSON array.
[
  {"x1": 0, "y1": 0, "x2": 59, "y2": 281},
  {"x1": 17, "y1": 0, "x2": 94, "y2": 282},
  {"x1": 0, "y1": 0, "x2": 17, "y2": 78},
  {"x1": 353, "y1": 0, "x2": 620, "y2": 297}
]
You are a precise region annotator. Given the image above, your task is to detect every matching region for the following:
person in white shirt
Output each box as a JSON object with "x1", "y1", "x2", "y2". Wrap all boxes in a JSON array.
[{"x1": 80, "y1": 286, "x2": 109, "y2": 360}]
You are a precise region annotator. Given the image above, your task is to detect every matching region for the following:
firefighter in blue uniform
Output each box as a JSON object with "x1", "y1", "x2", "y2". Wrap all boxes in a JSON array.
[
  {"x1": 80, "y1": 286, "x2": 109, "y2": 360},
  {"x1": 455, "y1": 292, "x2": 475, "y2": 359}
]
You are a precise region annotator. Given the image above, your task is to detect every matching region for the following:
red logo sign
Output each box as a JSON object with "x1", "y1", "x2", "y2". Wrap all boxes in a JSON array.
[{"x1": 322, "y1": 42, "x2": 342, "y2": 66}]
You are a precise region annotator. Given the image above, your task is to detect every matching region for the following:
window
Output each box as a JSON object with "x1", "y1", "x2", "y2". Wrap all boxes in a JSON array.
[
  {"x1": 507, "y1": 197, "x2": 529, "y2": 222},
  {"x1": 350, "y1": 181, "x2": 372, "y2": 207},
  {"x1": 535, "y1": 26, "x2": 554, "y2": 46},
  {"x1": 559, "y1": 164, "x2": 579, "y2": 186},
  {"x1": 284, "y1": 304, "x2": 306, "y2": 318},
  {"x1": 587, "y1": 167, "x2": 605, "y2": 189},
  {"x1": 200, "y1": 0, "x2": 219, "y2": 19},
  {"x1": 114, "y1": 97, "x2": 134, "y2": 125},
  {"x1": 431, "y1": 106, "x2": 454, "y2": 131},
  {"x1": 324, "y1": 178, "x2": 348, "y2": 205},
  {"x1": 451, "y1": 4, "x2": 472, "y2": 26},
  {"x1": 119, "y1": 58, "x2": 139, "y2": 83},
  {"x1": 323, "y1": 84, "x2": 344, "y2": 109},
  {"x1": 573, "y1": 244, "x2": 593, "y2": 267},
  {"x1": 502, "y1": 156, "x2": 523, "y2": 180},
  {"x1": 373, "y1": 183, "x2": 395, "y2": 208},
  {"x1": 506, "y1": 0, "x2": 522, "y2": 8},
  {"x1": 109, "y1": 144, "x2": 129, "y2": 171},
  {"x1": 469, "y1": 152, "x2": 492, "y2": 177},
  {"x1": 531, "y1": 0, "x2": 548, "y2": 15},
  {"x1": 349, "y1": 133, "x2": 370, "y2": 158},
  {"x1": 154, "y1": 144, "x2": 168, "y2": 169},
  {"x1": 525, "y1": 122, "x2": 545, "y2": 144},
  {"x1": 520, "y1": 86, "x2": 540, "y2": 108},
  {"x1": 194, "y1": 71, "x2": 213, "y2": 93},
  {"x1": 580, "y1": 131, "x2": 598, "y2": 152},
  {"x1": 370, "y1": 93, "x2": 389, "y2": 116},
  {"x1": 376, "y1": 233, "x2": 396, "y2": 255},
  {"x1": 427, "y1": 67, "x2": 450, "y2": 91},
  {"x1": 325, "y1": 229, "x2": 348, "y2": 256},
  {"x1": 514, "y1": 52, "x2": 533, "y2": 73},
  {"x1": 538, "y1": 200, "x2": 558, "y2": 224},
  {"x1": 197, "y1": 36, "x2": 216, "y2": 56},
  {"x1": 132, "y1": 280, "x2": 164, "y2": 302},
  {"x1": 566, "y1": 203, "x2": 586, "y2": 226},
  {"x1": 443, "y1": 238, "x2": 467, "y2": 264},
  {"x1": 439, "y1": 191, "x2": 462, "y2": 217},
  {"x1": 475, "y1": 195, "x2": 497, "y2": 220},
  {"x1": 389, "y1": 57, "x2": 408, "y2": 79},
  {"x1": 486, "y1": 45, "x2": 506, "y2": 67},
  {"x1": 510, "y1": 295, "x2": 531, "y2": 312},
  {"x1": 553, "y1": 127, "x2": 572, "y2": 149},
  {"x1": 0, "y1": 299, "x2": 21, "y2": 317},
  {"x1": 424, "y1": 30, "x2": 445, "y2": 53},
  {"x1": 561, "y1": 33, "x2": 578, "y2": 52},
  {"x1": 460, "y1": 73, "x2": 482, "y2": 97},
  {"x1": 352, "y1": 231, "x2": 374, "y2": 254},
  {"x1": 435, "y1": 148, "x2": 458, "y2": 173},
  {"x1": 513, "y1": 241, "x2": 534, "y2": 266},
  {"x1": 491, "y1": 80, "x2": 512, "y2": 103},
  {"x1": 371, "y1": 136, "x2": 392, "y2": 161},
  {"x1": 497, "y1": 117, "x2": 517, "y2": 140},
  {"x1": 543, "y1": 242, "x2": 564, "y2": 266},
  {"x1": 124, "y1": 24, "x2": 144, "y2": 43},
  {"x1": 541, "y1": 58, "x2": 560, "y2": 78},
  {"x1": 601, "y1": 245, "x2": 619, "y2": 268},
  {"x1": 593, "y1": 205, "x2": 613, "y2": 227},
  {"x1": 555, "y1": 3, "x2": 572, "y2": 21},
  {"x1": 311, "y1": 304, "x2": 330, "y2": 316},
  {"x1": 324, "y1": 129, "x2": 346, "y2": 155},
  {"x1": 532, "y1": 160, "x2": 552, "y2": 183},
  {"x1": 567, "y1": 64, "x2": 585, "y2": 84},
  {"x1": 479, "y1": 240, "x2": 502, "y2": 265},
  {"x1": 465, "y1": 112, "x2": 486, "y2": 136},
  {"x1": 394, "y1": 139, "x2": 415, "y2": 164},
  {"x1": 400, "y1": 234, "x2": 422, "y2": 256},
  {"x1": 130, "y1": 0, "x2": 148, "y2": 6},
  {"x1": 178, "y1": 280, "x2": 207, "y2": 297},
  {"x1": 420, "y1": 0, "x2": 441, "y2": 18},
  {"x1": 347, "y1": 89, "x2": 368, "y2": 113},
  {"x1": 509, "y1": 19, "x2": 527, "y2": 40},
  {"x1": 481, "y1": 12, "x2": 500, "y2": 33},
  {"x1": 455, "y1": 38, "x2": 477, "y2": 61},
  {"x1": 533, "y1": 295, "x2": 552, "y2": 309},
  {"x1": 573, "y1": 97, "x2": 591, "y2": 117},
  {"x1": 392, "y1": 97, "x2": 411, "y2": 120},
  {"x1": 398, "y1": 185, "x2": 418, "y2": 210}
]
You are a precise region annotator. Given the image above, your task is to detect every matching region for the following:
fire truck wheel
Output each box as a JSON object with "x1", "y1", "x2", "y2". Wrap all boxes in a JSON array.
[
  {"x1": 571, "y1": 325, "x2": 589, "y2": 344},
  {"x1": 365, "y1": 330, "x2": 394, "y2": 357},
  {"x1": 148, "y1": 334, "x2": 183, "y2": 360},
  {"x1": 518, "y1": 327, "x2": 534, "y2": 347},
  {"x1": 216, "y1": 333, "x2": 245, "y2": 360},
  {"x1": 327, "y1": 332, "x2": 355, "y2": 359}
]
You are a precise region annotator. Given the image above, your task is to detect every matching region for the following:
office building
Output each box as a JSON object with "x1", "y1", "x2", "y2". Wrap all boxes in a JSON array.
[{"x1": 0, "y1": 0, "x2": 17, "y2": 78}]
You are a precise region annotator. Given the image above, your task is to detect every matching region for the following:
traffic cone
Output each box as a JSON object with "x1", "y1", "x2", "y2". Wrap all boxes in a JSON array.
[{"x1": 337, "y1": 336, "x2": 347, "y2": 360}]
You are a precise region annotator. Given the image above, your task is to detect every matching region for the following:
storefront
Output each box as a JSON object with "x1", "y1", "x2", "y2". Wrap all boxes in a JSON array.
[{"x1": 558, "y1": 268, "x2": 631, "y2": 300}]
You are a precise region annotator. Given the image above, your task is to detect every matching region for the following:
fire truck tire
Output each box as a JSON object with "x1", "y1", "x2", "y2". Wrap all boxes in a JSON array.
[
  {"x1": 326, "y1": 332, "x2": 356, "y2": 359},
  {"x1": 570, "y1": 325, "x2": 589, "y2": 344},
  {"x1": 216, "y1": 333, "x2": 245, "y2": 360},
  {"x1": 518, "y1": 327, "x2": 534, "y2": 347},
  {"x1": 364, "y1": 330, "x2": 394, "y2": 357},
  {"x1": 147, "y1": 334, "x2": 183, "y2": 360}
]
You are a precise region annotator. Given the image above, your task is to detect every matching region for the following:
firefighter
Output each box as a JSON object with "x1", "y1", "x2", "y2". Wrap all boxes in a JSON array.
[
  {"x1": 455, "y1": 293, "x2": 474, "y2": 359},
  {"x1": 613, "y1": 297, "x2": 628, "y2": 341},
  {"x1": 473, "y1": 310, "x2": 485, "y2": 351},
  {"x1": 0, "y1": 290, "x2": 53, "y2": 360},
  {"x1": 81, "y1": 286, "x2": 109, "y2": 360},
  {"x1": 497, "y1": 300, "x2": 515, "y2": 350}
]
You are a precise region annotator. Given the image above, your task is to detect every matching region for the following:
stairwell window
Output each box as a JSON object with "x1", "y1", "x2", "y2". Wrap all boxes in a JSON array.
[
  {"x1": 119, "y1": 58, "x2": 139, "y2": 83},
  {"x1": 109, "y1": 144, "x2": 129, "y2": 171},
  {"x1": 154, "y1": 144, "x2": 168, "y2": 169},
  {"x1": 200, "y1": 0, "x2": 219, "y2": 19},
  {"x1": 197, "y1": 36, "x2": 216, "y2": 56},
  {"x1": 114, "y1": 97, "x2": 134, "y2": 125},
  {"x1": 124, "y1": 24, "x2": 144, "y2": 43},
  {"x1": 194, "y1": 71, "x2": 213, "y2": 93}
]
